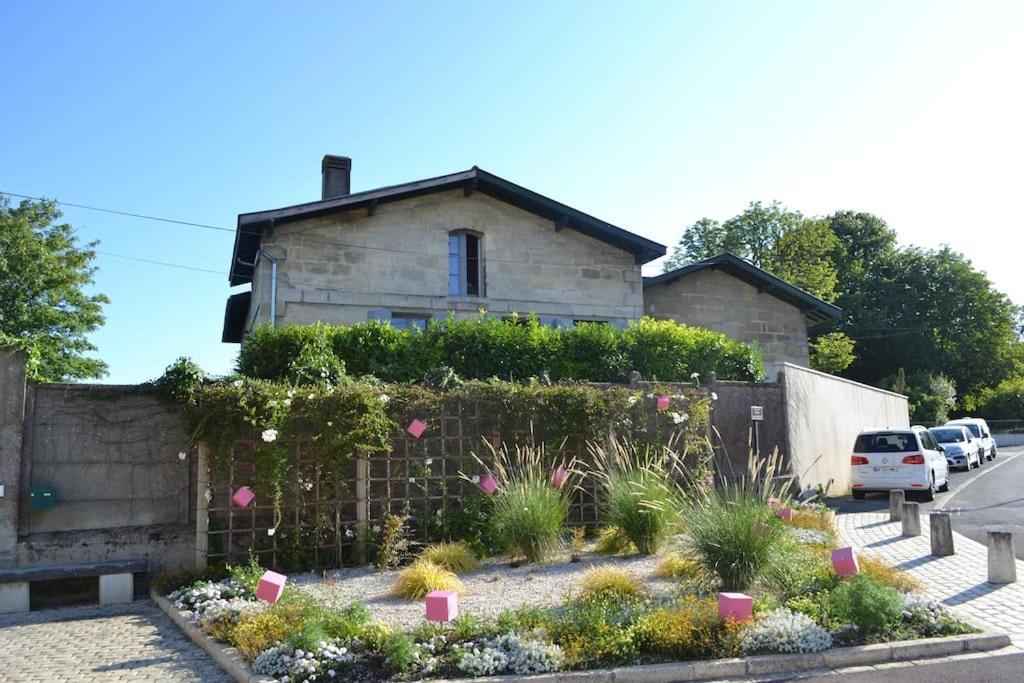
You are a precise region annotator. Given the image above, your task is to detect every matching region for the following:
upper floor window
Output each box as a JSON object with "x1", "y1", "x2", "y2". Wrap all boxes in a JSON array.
[{"x1": 449, "y1": 230, "x2": 484, "y2": 297}]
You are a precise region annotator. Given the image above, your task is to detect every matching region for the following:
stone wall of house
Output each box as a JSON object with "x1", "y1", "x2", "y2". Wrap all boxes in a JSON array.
[
  {"x1": 244, "y1": 189, "x2": 644, "y2": 333},
  {"x1": 643, "y1": 268, "x2": 811, "y2": 376}
]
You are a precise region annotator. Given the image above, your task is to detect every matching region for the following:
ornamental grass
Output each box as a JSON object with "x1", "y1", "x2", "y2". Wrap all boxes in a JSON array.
[
  {"x1": 575, "y1": 565, "x2": 647, "y2": 604},
  {"x1": 389, "y1": 559, "x2": 465, "y2": 600},
  {"x1": 420, "y1": 541, "x2": 480, "y2": 574}
]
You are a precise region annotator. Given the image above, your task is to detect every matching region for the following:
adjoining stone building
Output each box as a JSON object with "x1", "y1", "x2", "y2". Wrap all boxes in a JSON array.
[
  {"x1": 643, "y1": 253, "x2": 842, "y2": 377},
  {"x1": 222, "y1": 156, "x2": 841, "y2": 375}
]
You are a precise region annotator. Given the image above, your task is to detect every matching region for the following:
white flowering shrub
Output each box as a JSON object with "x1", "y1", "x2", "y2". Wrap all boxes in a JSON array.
[
  {"x1": 198, "y1": 598, "x2": 266, "y2": 637},
  {"x1": 901, "y1": 593, "x2": 972, "y2": 636},
  {"x1": 252, "y1": 639, "x2": 355, "y2": 682},
  {"x1": 741, "y1": 608, "x2": 832, "y2": 654},
  {"x1": 169, "y1": 579, "x2": 249, "y2": 619},
  {"x1": 790, "y1": 528, "x2": 832, "y2": 546},
  {"x1": 454, "y1": 632, "x2": 563, "y2": 676}
]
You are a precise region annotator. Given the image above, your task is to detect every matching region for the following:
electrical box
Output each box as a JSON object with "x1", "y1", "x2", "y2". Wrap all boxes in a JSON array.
[{"x1": 29, "y1": 485, "x2": 57, "y2": 510}]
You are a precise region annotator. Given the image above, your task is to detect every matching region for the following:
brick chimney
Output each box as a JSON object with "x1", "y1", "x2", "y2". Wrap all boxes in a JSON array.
[{"x1": 321, "y1": 155, "x2": 352, "y2": 199}]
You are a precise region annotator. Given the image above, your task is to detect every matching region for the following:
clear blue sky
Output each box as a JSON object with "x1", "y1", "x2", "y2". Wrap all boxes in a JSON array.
[{"x1": 2, "y1": 1, "x2": 1021, "y2": 383}]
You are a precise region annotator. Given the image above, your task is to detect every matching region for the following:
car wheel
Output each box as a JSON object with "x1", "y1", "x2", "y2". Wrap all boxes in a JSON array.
[
  {"x1": 992, "y1": 447, "x2": 998, "y2": 459},
  {"x1": 921, "y1": 474, "x2": 936, "y2": 502},
  {"x1": 938, "y1": 471, "x2": 950, "y2": 492},
  {"x1": 852, "y1": 489, "x2": 866, "y2": 500}
]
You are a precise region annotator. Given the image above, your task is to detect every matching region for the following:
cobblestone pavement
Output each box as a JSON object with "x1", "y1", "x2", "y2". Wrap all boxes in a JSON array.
[
  {"x1": 837, "y1": 511, "x2": 1024, "y2": 637},
  {"x1": 0, "y1": 600, "x2": 232, "y2": 682}
]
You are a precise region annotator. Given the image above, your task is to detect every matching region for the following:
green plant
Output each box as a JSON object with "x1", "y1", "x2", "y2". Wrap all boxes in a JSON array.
[
  {"x1": 593, "y1": 526, "x2": 638, "y2": 556},
  {"x1": 785, "y1": 595, "x2": 823, "y2": 623},
  {"x1": 449, "y1": 613, "x2": 495, "y2": 642},
  {"x1": 547, "y1": 598, "x2": 640, "y2": 668},
  {"x1": 443, "y1": 493, "x2": 499, "y2": 557},
  {"x1": 857, "y1": 553, "x2": 924, "y2": 593},
  {"x1": 314, "y1": 602, "x2": 372, "y2": 640},
  {"x1": 652, "y1": 553, "x2": 701, "y2": 580},
  {"x1": 826, "y1": 574, "x2": 903, "y2": 634},
  {"x1": 149, "y1": 356, "x2": 206, "y2": 402},
  {"x1": 228, "y1": 555, "x2": 267, "y2": 595},
  {"x1": 376, "y1": 514, "x2": 411, "y2": 570},
  {"x1": 575, "y1": 565, "x2": 647, "y2": 604},
  {"x1": 633, "y1": 596, "x2": 745, "y2": 660},
  {"x1": 496, "y1": 605, "x2": 551, "y2": 633},
  {"x1": 389, "y1": 559, "x2": 465, "y2": 600},
  {"x1": 569, "y1": 526, "x2": 586, "y2": 561},
  {"x1": 420, "y1": 541, "x2": 479, "y2": 573},
  {"x1": 463, "y1": 441, "x2": 576, "y2": 563},
  {"x1": 589, "y1": 438, "x2": 684, "y2": 555},
  {"x1": 382, "y1": 631, "x2": 418, "y2": 672},
  {"x1": 230, "y1": 602, "x2": 309, "y2": 660}
]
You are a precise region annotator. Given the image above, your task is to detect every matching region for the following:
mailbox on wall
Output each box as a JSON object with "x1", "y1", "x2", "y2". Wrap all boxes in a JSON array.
[{"x1": 29, "y1": 485, "x2": 58, "y2": 510}]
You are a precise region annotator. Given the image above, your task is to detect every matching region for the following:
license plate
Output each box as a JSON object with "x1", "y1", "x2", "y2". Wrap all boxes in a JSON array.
[{"x1": 873, "y1": 466, "x2": 897, "y2": 473}]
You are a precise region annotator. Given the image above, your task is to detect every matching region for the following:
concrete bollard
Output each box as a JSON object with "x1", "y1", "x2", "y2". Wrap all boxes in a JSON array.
[
  {"x1": 889, "y1": 490, "x2": 905, "y2": 522},
  {"x1": 987, "y1": 531, "x2": 1017, "y2": 584},
  {"x1": 929, "y1": 512, "x2": 955, "y2": 556},
  {"x1": 901, "y1": 502, "x2": 921, "y2": 537}
]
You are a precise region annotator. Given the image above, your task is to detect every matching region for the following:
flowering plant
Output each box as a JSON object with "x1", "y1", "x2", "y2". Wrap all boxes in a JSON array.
[
  {"x1": 252, "y1": 639, "x2": 356, "y2": 682},
  {"x1": 740, "y1": 608, "x2": 832, "y2": 654}
]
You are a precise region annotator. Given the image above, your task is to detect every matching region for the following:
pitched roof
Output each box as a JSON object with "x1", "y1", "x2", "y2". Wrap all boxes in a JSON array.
[
  {"x1": 228, "y1": 167, "x2": 666, "y2": 285},
  {"x1": 642, "y1": 252, "x2": 843, "y2": 325}
]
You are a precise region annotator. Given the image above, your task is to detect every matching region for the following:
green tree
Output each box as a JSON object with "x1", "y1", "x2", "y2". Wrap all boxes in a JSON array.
[
  {"x1": 721, "y1": 201, "x2": 804, "y2": 267},
  {"x1": 767, "y1": 218, "x2": 842, "y2": 301},
  {"x1": 809, "y1": 332, "x2": 856, "y2": 374},
  {"x1": 663, "y1": 217, "x2": 732, "y2": 269},
  {"x1": 0, "y1": 195, "x2": 108, "y2": 380}
]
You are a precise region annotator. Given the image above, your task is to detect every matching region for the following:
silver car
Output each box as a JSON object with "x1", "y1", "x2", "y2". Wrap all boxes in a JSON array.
[{"x1": 928, "y1": 425, "x2": 981, "y2": 471}]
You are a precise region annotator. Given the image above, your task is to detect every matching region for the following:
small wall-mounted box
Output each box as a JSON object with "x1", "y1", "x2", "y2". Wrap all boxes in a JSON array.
[{"x1": 29, "y1": 485, "x2": 57, "y2": 510}]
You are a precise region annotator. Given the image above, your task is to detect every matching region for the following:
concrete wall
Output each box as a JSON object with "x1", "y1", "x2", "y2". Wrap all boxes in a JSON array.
[
  {"x1": 244, "y1": 189, "x2": 644, "y2": 333},
  {"x1": 644, "y1": 268, "x2": 811, "y2": 376},
  {"x1": 0, "y1": 349, "x2": 195, "y2": 573},
  {"x1": 782, "y1": 363, "x2": 909, "y2": 495},
  {"x1": 711, "y1": 380, "x2": 786, "y2": 480}
]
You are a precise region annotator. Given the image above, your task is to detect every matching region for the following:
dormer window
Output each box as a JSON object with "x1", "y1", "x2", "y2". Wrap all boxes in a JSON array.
[{"x1": 448, "y1": 230, "x2": 484, "y2": 297}]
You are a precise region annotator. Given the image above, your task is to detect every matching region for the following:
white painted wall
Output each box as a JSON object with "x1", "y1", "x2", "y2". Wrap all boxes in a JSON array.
[{"x1": 782, "y1": 363, "x2": 910, "y2": 495}]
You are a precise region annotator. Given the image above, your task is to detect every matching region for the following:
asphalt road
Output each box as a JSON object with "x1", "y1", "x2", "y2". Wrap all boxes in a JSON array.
[
  {"x1": 830, "y1": 445, "x2": 1024, "y2": 558},
  {"x1": 794, "y1": 649, "x2": 1024, "y2": 682}
]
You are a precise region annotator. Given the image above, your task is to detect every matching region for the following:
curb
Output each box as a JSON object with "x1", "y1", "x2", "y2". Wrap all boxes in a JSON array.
[
  {"x1": 151, "y1": 589, "x2": 272, "y2": 683},
  {"x1": 152, "y1": 589, "x2": 1009, "y2": 683}
]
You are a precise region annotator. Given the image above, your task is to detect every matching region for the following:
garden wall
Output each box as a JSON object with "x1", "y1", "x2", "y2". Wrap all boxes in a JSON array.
[
  {"x1": 0, "y1": 349, "x2": 196, "y2": 575},
  {"x1": 782, "y1": 363, "x2": 910, "y2": 495},
  {"x1": 709, "y1": 379, "x2": 787, "y2": 479}
]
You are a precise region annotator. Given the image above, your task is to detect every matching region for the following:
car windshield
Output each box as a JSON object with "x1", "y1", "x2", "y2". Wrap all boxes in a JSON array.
[
  {"x1": 854, "y1": 432, "x2": 918, "y2": 453},
  {"x1": 930, "y1": 428, "x2": 965, "y2": 443},
  {"x1": 955, "y1": 424, "x2": 982, "y2": 437}
]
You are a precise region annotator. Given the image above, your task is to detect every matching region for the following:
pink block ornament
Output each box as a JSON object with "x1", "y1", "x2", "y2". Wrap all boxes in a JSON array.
[
  {"x1": 407, "y1": 419, "x2": 427, "y2": 438},
  {"x1": 777, "y1": 507, "x2": 794, "y2": 521},
  {"x1": 655, "y1": 394, "x2": 671, "y2": 411},
  {"x1": 231, "y1": 486, "x2": 255, "y2": 508},
  {"x1": 478, "y1": 475, "x2": 498, "y2": 495},
  {"x1": 425, "y1": 590, "x2": 459, "y2": 622},
  {"x1": 255, "y1": 570, "x2": 287, "y2": 603},
  {"x1": 767, "y1": 497, "x2": 782, "y2": 509},
  {"x1": 551, "y1": 466, "x2": 569, "y2": 489},
  {"x1": 831, "y1": 546, "x2": 859, "y2": 578},
  {"x1": 718, "y1": 592, "x2": 754, "y2": 622}
]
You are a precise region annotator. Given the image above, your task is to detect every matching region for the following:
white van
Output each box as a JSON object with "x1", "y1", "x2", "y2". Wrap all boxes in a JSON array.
[
  {"x1": 945, "y1": 418, "x2": 996, "y2": 461},
  {"x1": 851, "y1": 426, "x2": 950, "y2": 502}
]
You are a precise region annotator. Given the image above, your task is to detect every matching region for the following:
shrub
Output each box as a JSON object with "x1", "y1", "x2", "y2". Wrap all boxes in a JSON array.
[
  {"x1": 230, "y1": 602, "x2": 310, "y2": 660},
  {"x1": 421, "y1": 541, "x2": 479, "y2": 573},
  {"x1": 496, "y1": 605, "x2": 552, "y2": 634},
  {"x1": 826, "y1": 575, "x2": 903, "y2": 634},
  {"x1": 975, "y1": 375, "x2": 1024, "y2": 420},
  {"x1": 789, "y1": 508, "x2": 836, "y2": 534},
  {"x1": 901, "y1": 594, "x2": 975, "y2": 637},
  {"x1": 570, "y1": 526, "x2": 586, "y2": 561},
  {"x1": 652, "y1": 553, "x2": 701, "y2": 580},
  {"x1": 547, "y1": 599, "x2": 640, "y2": 668},
  {"x1": 198, "y1": 599, "x2": 266, "y2": 642},
  {"x1": 760, "y1": 538, "x2": 836, "y2": 600},
  {"x1": 633, "y1": 596, "x2": 744, "y2": 660},
  {"x1": 593, "y1": 526, "x2": 638, "y2": 556},
  {"x1": 382, "y1": 632, "x2": 419, "y2": 673},
  {"x1": 237, "y1": 316, "x2": 763, "y2": 384},
  {"x1": 252, "y1": 639, "x2": 356, "y2": 679},
  {"x1": 314, "y1": 602, "x2": 373, "y2": 640},
  {"x1": 740, "y1": 608, "x2": 832, "y2": 654},
  {"x1": 449, "y1": 613, "x2": 495, "y2": 642},
  {"x1": 389, "y1": 560, "x2": 465, "y2": 600},
  {"x1": 785, "y1": 595, "x2": 824, "y2": 623},
  {"x1": 453, "y1": 632, "x2": 564, "y2": 676},
  {"x1": 376, "y1": 514, "x2": 411, "y2": 570},
  {"x1": 590, "y1": 438, "x2": 683, "y2": 555},
  {"x1": 857, "y1": 553, "x2": 924, "y2": 593},
  {"x1": 575, "y1": 566, "x2": 647, "y2": 604},
  {"x1": 465, "y1": 441, "x2": 576, "y2": 563}
]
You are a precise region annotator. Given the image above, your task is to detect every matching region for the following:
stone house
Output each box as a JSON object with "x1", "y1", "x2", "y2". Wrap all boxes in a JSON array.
[
  {"x1": 222, "y1": 157, "x2": 840, "y2": 374},
  {"x1": 643, "y1": 253, "x2": 842, "y2": 377}
]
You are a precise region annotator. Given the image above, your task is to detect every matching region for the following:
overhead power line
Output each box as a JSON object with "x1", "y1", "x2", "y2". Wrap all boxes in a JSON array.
[{"x1": 95, "y1": 251, "x2": 227, "y2": 275}]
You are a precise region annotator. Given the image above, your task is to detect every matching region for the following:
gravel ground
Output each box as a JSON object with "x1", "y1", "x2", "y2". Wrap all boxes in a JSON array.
[{"x1": 291, "y1": 551, "x2": 678, "y2": 629}]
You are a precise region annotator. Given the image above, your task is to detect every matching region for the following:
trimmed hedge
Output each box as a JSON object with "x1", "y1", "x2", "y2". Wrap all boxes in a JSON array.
[{"x1": 237, "y1": 316, "x2": 764, "y2": 383}]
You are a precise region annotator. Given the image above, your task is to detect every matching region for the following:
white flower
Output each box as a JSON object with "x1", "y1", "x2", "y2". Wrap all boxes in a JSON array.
[
  {"x1": 345, "y1": 528, "x2": 355, "y2": 538},
  {"x1": 471, "y1": 475, "x2": 481, "y2": 484},
  {"x1": 372, "y1": 525, "x2": 381, "y2": 533},
  {"x1": 287, "y1": 390, "x2": 295, "y2": 398},
  {"x1": 379, "y1": 394, "x2": 390, "y2": 404},
  {"x1": 711, "y1": 392, "x2": 718, "y2": 401},
  {"x1": 691, "y1": 371, "x2": 700, "y2": 380},
  {"x1": 261, "y1": 428, "x2": 278, "y2": 443},
  {"x1": 669, "y1": 412, "x2": 688, "y2": 425},
  {"x1": 409, "y1": 477, "x2": 416, "y2": 483},
  {"x1": 267, "y1": 527, "x2": 276, "y2": 536},
  {"x1": 627, "y1": 395, "x2": 639, "y2": 406},
  {"x1": 232, "y1": 379, "x2": 243, "y2": 388},
  {"x1": 326, "y1": 421, "x2": 334, "y2": 427},
  {"x1": 308, "y1": 394, "x2": 315, "y2": 400},
  {"x1": 282, "y1": 398, "x2": 292, "y2": 407},
  {"x1": 740, "y1": 608, "x2": 831, "y2": 654},
  {"x1": 204, "y1": 488, "x2": 213, "y2": 503},
  {"x1": 178, "y1": 451, "x2": 187, "y2": 461},
  {"x1": 425, "y1": 458, "x2": 433, "y2": 465}
]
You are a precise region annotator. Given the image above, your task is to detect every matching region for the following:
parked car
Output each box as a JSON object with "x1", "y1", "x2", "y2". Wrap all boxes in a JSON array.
[
  {"x1": 945, "y1": 418, "x2": 997, "y2": 461},
  {"x1": 928, "y1": 425, "x2": 981, "y2": 471},
  {"x1": 851, "y1": 426, "x2": 950, "y2": 501}
]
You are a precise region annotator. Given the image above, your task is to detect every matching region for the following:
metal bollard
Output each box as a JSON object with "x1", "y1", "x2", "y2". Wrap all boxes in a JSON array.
[
  {"x1": 988, "y1": 531, "x2": 1017, "y2": 584},
  {"x1": 929, "y1": 511, "x2": 955, "y2": 556},
  {"x1": 890, "y1": 490, "x2": 905, "y2": 522},
  {"x1": 901, "y1": 502, "x2": 921, "y2": 536}
]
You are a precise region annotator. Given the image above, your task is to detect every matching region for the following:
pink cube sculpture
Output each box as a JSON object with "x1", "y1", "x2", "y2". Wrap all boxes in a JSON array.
[
  {"x1": 831, "y1": 546, "x2": 859, "y2": 578},
  {"x1": 551, "y1": 466, "x2": 569, "y2": 489},
  {"x1": 425, "y1": 590, "x2": 459, "y2": 622},
  {"x1": 777, "y1": 507, "x2": 794, "y2": 521},
  {"x1": 767, "y1": 497, "x2": 782, "y2": 509},
  {"x1": 231, "y1": 486, "x2": 255, "y2": 508},
  {"x1": 407, "y1": 419, "x2": 427, "y2": 438},
  {"x1": 655, "y1": 394, "x2": 671, "y2": 411},
  {"x1": 478, "y1": 475, "x2": 498, "y2": 495},
  {"x1": 718, "y1": 592, "x2": 754, "y2": 622},
  {"x1": 255, "y1": 570, "x2": 287, "y2": 603}
]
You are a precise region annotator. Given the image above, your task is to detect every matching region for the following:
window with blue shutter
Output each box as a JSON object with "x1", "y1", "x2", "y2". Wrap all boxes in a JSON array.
[{"x1": 448, "y1": 230, "x2": 484, "y2": 297}]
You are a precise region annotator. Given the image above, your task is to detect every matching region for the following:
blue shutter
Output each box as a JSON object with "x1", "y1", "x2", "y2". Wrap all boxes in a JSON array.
[
  {"x1": 448, "y1": 234, "x2": 462, "y2": 295},
  {"x1": 539, "y1": 316, "x2": 559, "y2": 328}
]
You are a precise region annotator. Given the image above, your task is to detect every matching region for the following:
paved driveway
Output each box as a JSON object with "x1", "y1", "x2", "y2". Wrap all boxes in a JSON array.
[{"x1": 0, "y1": 600, "x2": 231, "y2": 682}]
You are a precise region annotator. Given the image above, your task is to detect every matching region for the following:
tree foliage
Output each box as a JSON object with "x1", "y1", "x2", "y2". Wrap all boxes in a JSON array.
[
  {"x1": 809, "y1": 332, "x2": 856, "y2": 375},
  {"x1": 0, "y1": 196, "x2": 108, "y2": 380}
]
